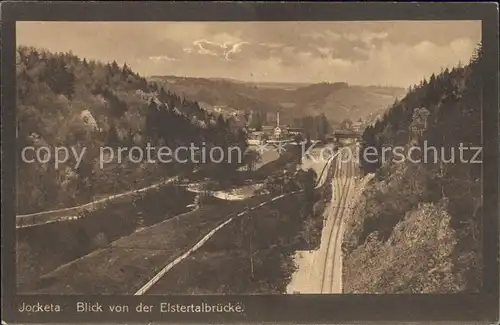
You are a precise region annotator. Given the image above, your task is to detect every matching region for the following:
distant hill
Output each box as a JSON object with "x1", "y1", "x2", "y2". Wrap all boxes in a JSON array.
[
  {"x1": 268, "y1": 82, "x2": 407, "y2": 124},
  {"x1": 149, "y1": 75, "x2": 281, "y2": 118},
  {"x1": 149, "y1": 75, "x2": 406, "y2": 127}
]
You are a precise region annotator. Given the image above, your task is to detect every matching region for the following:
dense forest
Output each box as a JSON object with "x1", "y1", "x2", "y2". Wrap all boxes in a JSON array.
[
  {"x1": 16, "y1": 46, "x2": 247, "y2": 214},
  {"x1": 343, "y1": 44, "x2": 483, "y2": 293},
  {"x1": 291, "y1": 113, "x2": 332, "y2": 142}
]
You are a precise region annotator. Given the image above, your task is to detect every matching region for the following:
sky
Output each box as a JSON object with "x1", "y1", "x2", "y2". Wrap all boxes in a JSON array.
[{"x1": 17, "y1": 21, "x2": 481, "y2": 88}]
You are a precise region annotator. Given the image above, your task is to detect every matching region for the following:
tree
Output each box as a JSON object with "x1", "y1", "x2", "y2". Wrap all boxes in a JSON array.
[
  {"x1": 340, "y1": 118, "x2": 353, "y2": 130},
  {"x1": 359, "y1": 125, "x2": 380, "y2": 174},
  {"x1": 408, "y1": 107, "x2": 430, "y2": 145},
  {"x1": 297, "y1": 168, "x2": 317, "y2": 216},
  {"x1": 317, "y1": 113, "x2": 332, "y2": 142},
  {"x1": 44, "y1": 57, "x2": 75, "y2": 97},
  {"x1": 244, "y1": 149, "x2": 262, "y2": 172}
]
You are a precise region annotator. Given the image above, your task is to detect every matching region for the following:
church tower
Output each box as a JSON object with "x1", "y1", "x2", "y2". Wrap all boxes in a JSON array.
[{"x1": 274, "y1": 111, "x2": 282, "y2": 139}]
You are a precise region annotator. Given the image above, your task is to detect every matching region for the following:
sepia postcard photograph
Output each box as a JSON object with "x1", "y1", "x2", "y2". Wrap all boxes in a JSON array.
[{"x1": 2, "y1": 1, "x2": 499, "y2": 324}]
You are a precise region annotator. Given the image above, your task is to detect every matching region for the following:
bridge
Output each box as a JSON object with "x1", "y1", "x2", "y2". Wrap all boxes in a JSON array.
[{"x1": 328, "y1": 130, "x2": 362, "y2": 142}]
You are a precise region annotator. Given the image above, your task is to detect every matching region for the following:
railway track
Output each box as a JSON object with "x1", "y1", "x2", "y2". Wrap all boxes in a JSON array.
[{"x1": 320, "y1": 149, "x2": 356, "y2": 293}]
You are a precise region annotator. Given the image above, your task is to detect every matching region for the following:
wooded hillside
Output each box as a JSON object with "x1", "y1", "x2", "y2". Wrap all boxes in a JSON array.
[
  {"x1": 17, "y1": 46, "x2": 247, "y2": 214},
  {"x1": 343, "y1": 43, "x2": 483, "y2": 293}
]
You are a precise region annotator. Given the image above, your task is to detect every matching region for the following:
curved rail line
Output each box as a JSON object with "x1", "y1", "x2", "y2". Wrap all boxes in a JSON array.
[
  {"x1": 320, "y1": 151, "x2": 355, "y2": 293},
  {"x1": 320, "y1": 153, "x2": 347, "y2": 292},
  {"x1": 328, "y1": 157, "x2": 355, "y2": 293}
]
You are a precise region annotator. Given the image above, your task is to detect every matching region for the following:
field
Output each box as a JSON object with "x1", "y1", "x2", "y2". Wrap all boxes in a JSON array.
[
  {"x1": 142, "y1": 156, "x2": 335, "y2": 295},
  {"x1": 20, "y1": 192, "x2": 273, "y2": 294},
  {"x1": 144, "y1": 192, "x2": 312, "y2": 294},
  {"x1": 17, "y1": 185, "x2": 194, "y2": 292}
]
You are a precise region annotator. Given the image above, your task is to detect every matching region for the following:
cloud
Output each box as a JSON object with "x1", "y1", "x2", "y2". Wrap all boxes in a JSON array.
[
  {"x1": 344, "y1": 31, "x2": 388, "y2": 44},
  {"x1": 329, "y1": 58, "x2": 353, "y2": 68},
  {"x1": 303, "y1": 30, "x2": 388, "y2": 46},
  {"x1": 450, "y1": 38, "x2": 475, "y2": 54},
  {"x1": 152, "y1": 36, "x2": 477, "y2": 86},
  {"x1": 149, "y1": 55, "x2": 178, "y2": 62},
  {"x1": 316, "y1": 47, "x2": 338, "y2": 59},
  {"x1": 303, "y1": 30, "x2": 342, "y2": 42},
  {"x1": 301, "y1": 30, "x2": 388, "y2": 61},
  {"x1": 210, "y1": 32, "x2": 243, "y2": 46},
  {"x1": 193, "y1": 40, "x2": 221, "y2": 56},
  {"x1": 317, "y1": 47, "x2": 331, "y2": 55},
  {"x1": 224, "y1": 41, "x2": 249, "y2": 60},
  {"x1": 259, "y1": 42, "x2": 285, "y2": 49},
  {"x1": 227, "y1": 37, "x2": 477, "y2": 86},
  {"x1": 337, "y1": 38, "x2": 476, "y2": 86},
  {"x1": 190, "y1": 38, "x2": 249, "y2": 61}
]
